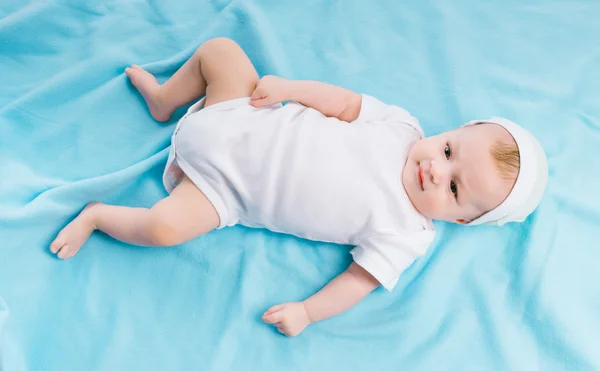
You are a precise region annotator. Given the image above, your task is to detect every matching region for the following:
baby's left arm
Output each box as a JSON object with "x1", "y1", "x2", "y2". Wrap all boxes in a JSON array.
[
  {"x1": 249, "y1": 75, "x2": 362, "y2": 122},
  {"x1": 262, "y1": 262, "x2": 380, "y2": 337}
]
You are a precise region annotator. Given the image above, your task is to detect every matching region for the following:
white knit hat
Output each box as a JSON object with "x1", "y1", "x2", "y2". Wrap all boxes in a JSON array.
[{"x1": 463, "y1": 118, "x2": 548, "y2": 226}]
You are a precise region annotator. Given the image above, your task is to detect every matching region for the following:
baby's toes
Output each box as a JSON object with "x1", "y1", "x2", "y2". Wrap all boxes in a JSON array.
[
  {"x1": 57, "y1": 244, "x2": 75, "y2": 260},
  {"x1": 50, "y1": 235, "x2": 66, "y2": 254}
]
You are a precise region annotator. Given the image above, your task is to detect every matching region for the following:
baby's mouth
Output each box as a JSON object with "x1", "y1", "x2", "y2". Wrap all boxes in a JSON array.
[{"x1": 417, "y1": 164, "x2": 424, "y2": 190}]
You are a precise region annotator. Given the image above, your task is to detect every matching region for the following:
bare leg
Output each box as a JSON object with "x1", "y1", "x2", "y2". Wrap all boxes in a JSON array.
[
  {"x1": 50, "y1": 38, "x2": 262, "y2": 259},
  {"x1": 50, "y1": 176, "x2": 219, "y2": 259},
  {"x1": 125, "y1": 37, "x2": 260, "y2": 121}
]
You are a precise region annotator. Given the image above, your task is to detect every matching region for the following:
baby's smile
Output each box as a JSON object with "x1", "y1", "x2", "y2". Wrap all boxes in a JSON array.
[{"x1": 417, "y1": 162, "x2": 424, "y2": 190}]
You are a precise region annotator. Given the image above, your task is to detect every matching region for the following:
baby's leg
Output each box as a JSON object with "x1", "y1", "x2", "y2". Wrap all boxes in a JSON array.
[
  {"x1": 126, "y1": 37, "x2": 259, "y2": 121},
  {"x1": 50, "y1": 176, "x2": 219, "y2": 259}
]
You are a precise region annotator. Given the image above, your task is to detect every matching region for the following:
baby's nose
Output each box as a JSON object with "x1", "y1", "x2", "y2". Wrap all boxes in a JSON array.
[{"x1": 429, "y1": 160, "x2": 448, "y2": 185}]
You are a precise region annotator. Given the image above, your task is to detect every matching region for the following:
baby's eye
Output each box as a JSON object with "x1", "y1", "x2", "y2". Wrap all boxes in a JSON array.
[
  {"x1": 450, "y1": 180, "x2": 458, "y2": 197},
  {"x1": 444, "y1": 143, "x2": 451, "y2": 159}
]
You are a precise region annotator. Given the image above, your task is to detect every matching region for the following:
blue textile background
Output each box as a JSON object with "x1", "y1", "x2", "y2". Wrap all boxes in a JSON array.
[{"x1": 1, "y1": 1, "x2": 599, "y2": 370}]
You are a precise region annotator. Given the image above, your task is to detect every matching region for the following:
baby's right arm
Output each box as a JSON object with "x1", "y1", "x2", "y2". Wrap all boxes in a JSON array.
[
  {"x1": 249, "y1": 75, "x2": 362, "y2": 122},
  {"x1": 261, "y1": 262, "x2": 380, "y2": 337}
]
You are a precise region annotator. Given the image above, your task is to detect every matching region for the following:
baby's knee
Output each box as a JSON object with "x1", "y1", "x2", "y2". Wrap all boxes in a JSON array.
[{"x1": 200, "y1": 37, "x2": 240, "y2": 55}]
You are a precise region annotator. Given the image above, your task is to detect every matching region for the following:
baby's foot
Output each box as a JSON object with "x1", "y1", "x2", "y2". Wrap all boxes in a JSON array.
[
  {"x1": 125, "y1": 65, "x2": 174, "y2": 122},
  {"x1": 50, "y1": 202, "x2": 100, "y2": 260}
]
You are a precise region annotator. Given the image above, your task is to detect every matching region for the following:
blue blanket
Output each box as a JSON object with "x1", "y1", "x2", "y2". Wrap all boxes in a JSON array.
[{"x1": 1, "y1": 1, "x2": 599, "y2": 370}]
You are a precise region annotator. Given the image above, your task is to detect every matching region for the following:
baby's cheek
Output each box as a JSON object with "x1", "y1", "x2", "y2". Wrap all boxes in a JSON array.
[{"x1": 423, "y1": 193, "x2": 447, "y2": 219}]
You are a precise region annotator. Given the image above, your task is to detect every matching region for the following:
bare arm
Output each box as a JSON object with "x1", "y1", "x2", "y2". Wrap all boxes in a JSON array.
[
  {"x1": 303, "y1": 262, "x2": 379, "y2": 322},
  {"x1": 284, "y1": 80, "x2": 362, "y2": 122},
  {"x1": 262, "y1": 262, "x2": 380, "y2": 336},
  {"x1": 249, "y1": 75, "x2": 362, "y2": 122}
]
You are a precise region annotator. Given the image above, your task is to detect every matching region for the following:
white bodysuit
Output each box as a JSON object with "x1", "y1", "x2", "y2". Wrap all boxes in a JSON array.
[{"x1": 163, "y1": 94, "x2": 436, "y2": 291}]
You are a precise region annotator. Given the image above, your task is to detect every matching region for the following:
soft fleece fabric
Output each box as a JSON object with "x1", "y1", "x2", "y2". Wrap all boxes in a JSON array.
[{"x1": 1, "y1": 1, "x2": 599, "y2": 370}]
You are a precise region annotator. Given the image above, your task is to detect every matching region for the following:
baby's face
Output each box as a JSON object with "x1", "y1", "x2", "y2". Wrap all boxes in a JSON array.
[{"x1": 402, "y1": 124, "x2": 515, "y2": 223}]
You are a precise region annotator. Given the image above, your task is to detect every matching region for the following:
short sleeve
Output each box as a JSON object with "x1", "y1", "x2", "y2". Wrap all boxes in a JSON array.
[
  {"x1": 353, "y1": 94, "x2": 423, "y2": 135},
  {"x1": 351, "y1": 230, "x2": 435, "y2": 291}
]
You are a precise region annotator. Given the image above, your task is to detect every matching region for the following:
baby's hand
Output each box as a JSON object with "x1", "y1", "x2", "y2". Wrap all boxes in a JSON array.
[
  {"x1": 249, "y1": 75, "x2": 289, "y2": 108},
  {"x1": 262, "y1": 302, "x2": 312, "y2": 337}
]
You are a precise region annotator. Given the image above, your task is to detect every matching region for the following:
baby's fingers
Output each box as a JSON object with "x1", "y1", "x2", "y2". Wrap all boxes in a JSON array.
[
  {"x1": 250, "y1": 86, "x2": 266, "y2": 101},
  {"x1": 262, "y1": 309, "x2": 283, "y2": 324},
  {"x1": 263, "y1": 305, "x2": 282, "y2": 316},
  {"x1": 249, "y1": 97, "x2": 271, "y2": 108}
]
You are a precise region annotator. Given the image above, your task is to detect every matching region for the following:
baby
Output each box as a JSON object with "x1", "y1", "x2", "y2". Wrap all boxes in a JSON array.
[{"x1": 50, "y1": 38, "x2": 548, "y2": 337}]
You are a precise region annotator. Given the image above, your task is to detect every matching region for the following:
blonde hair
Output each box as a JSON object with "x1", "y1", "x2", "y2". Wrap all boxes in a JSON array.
[{"x1": 490, "y1": 138, "x2": 520, "y2": 181}]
